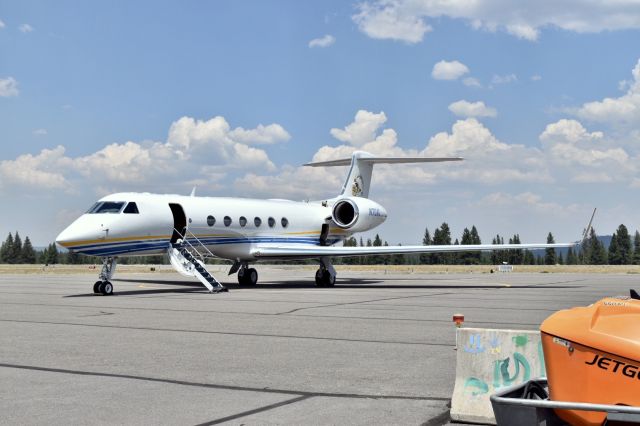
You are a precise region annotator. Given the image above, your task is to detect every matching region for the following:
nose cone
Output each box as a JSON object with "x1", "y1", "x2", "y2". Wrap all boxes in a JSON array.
[
  {"x1": 56, "y1": 214, "x2": 101, "y2": 251},
  {"x1": 56, "y1": 223, "x2": 82, "y2": 250}
]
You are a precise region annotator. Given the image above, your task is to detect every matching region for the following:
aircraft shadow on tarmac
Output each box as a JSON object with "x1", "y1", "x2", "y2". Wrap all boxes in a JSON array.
[{"x1": 62, "y1": 277, "x2": 582, "y2": 297}]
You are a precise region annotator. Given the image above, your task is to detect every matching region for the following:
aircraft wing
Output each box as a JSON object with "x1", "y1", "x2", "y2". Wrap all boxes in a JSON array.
[{"x1": 252, "y1": 242, "x2": 577, "y2": 260}]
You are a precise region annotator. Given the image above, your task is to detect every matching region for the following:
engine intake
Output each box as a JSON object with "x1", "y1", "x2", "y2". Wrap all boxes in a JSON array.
[{"x1": 332, "y1": 199, "x2": 359, "y2": 228}]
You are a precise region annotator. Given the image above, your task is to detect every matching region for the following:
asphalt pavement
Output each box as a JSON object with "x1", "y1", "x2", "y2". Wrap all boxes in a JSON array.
[{"x1": 1, "y1": 267, "x2": 637, "y2": 425}]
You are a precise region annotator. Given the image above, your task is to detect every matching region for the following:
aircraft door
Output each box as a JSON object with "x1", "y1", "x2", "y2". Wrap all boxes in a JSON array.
[{"x1": 169, "y1": 203, "x2": 187, "y2": 244}]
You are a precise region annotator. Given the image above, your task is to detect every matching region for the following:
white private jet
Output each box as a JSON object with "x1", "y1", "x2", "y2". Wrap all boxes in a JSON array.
[{"x1": 56, "y1": 151, "x2": 582, "y2": 295}]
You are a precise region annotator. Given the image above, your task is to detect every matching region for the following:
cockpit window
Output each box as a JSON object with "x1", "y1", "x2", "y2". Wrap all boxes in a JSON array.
[
  {"x1": 87, "y1": 202, "x2": 102, "y2": 213},
  {"x1": 91, "y1": 201, "x2": 125, "y2": 214},
  {"x1": 123, "y1": 202, "x2": 139, "y2": 214}
]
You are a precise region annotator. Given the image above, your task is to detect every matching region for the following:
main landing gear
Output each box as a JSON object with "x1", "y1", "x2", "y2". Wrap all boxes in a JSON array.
[
  {"x1": 94, "y1": 257, "x2": 116, "y2": 296},
  {"x1": 237, "y1": 264, "x2": 258, "y2": 286},
  {"x1": 315, "y1": 257, "x2": 336, "y2": 287}
]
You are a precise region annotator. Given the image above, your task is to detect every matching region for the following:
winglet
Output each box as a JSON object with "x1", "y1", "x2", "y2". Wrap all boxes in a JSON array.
[
  {"x1": 190, "y1": 186, "x2": 197, "y2": 197},
  {"x1": 580, "y1": 208, "x2": 597, "y2": 244}
]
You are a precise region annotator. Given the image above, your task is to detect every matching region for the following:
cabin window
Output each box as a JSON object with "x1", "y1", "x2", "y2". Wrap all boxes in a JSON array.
[
  {"x1": 281, "y1": 217, "x2": 289, "y2": 228},
  {"x1": 254, "y1": 217, "x2": 262, "y2": 227},
  {"x1": 91, "y1": 201, "x2": 125, "y2": 214},
  {"x1": 239, "y1": 216, "x2": 247, "y2": 227},
  {"x1": 224, "y1": 216, "x2": 232, "y2": 227},
  {"x1": 207, "y1": 215, "x2": 215, "y2": 227},
  {"x1": 123, "y1": 202, "x2": 139, "y2": 214},
  {"x1": 268, "y1": 217, "x2": 275, "y2": 228}
]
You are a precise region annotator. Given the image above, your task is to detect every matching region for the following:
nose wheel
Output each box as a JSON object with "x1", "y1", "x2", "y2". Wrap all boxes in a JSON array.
[{"x1": 93, "y1": 280, "x2": 114, "y2": 295}]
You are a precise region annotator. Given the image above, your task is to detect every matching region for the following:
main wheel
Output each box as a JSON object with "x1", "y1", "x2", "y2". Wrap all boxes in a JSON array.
[
  {"x1": 237, "y1": 268, "x2": 245, "y2": 285},
  {"x1": 246, "y1": 268, "x2": 258, "y2": 285},
  {"x1": 323, "y1": 271, "x2": 336, "y2": 287},
  {"x1": 101, "y1": 281, "x2": 113, "y2": 295},
  {"x1": 315, "y1": 269, "x2": 324, "y2": 287},
  {"x1": 93, "y1": 281, "x2": 101, "y2": 293}
]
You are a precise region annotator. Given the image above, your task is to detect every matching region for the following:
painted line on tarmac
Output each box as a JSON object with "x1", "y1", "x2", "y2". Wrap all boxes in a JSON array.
[
  {"x1": 196, "y1": 395, "x2": 311, "y2": 425},
  {"x1": 0, "y1": 362, "x2": 450, "y2": 402},
  {"x1": 0, "y1": 319, "x2": 453, "y2": 347}
]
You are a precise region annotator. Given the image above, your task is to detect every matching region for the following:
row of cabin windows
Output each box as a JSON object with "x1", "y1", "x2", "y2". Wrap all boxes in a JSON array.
[{"x1": 207, "y1": 215, "x2": 288, "y2": 229}]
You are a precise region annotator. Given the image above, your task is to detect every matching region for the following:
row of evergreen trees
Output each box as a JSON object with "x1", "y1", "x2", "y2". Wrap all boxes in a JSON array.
[{"x1": 2, "y1": 223, "x2": 640, "y2": 265}]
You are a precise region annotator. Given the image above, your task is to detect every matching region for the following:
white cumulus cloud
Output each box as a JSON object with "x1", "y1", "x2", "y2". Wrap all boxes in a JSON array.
[
  {"x1": 0, "y1": 146, "x2": 71, "y2": 191},
  {"x1": 448, "y1": 100, "x2": 497, "y2": 118},
  {"x1": 431, "y1": 60, "x2": 469, "y2": 80},
  {"x1": 228, "y1": 123, "x2": 290, "y2": 145},
  {"x1": 0, "y1": 115, "x2": 290, "y2": 194},
  {"x1": 308, "y1": 34, "x2": 336, "y2": 48},
  {"x1": 0, "y1": 77, "x2": 19, "y2": 97},
  {"x1": 491, "y1": 74, "x2": 517, "y2": 85},
  {"x1": 352, "y1": 0, "x2": 640, "y2": 43},
  {"x1": 353, "y1": 1, "x2": 432, "y2": 43},
  {"x1": 540, "y1": 119, "x2": 630, "y2": 170},
  {"x1": 575, "y1": 58, "x2": 640, "y2": 127},
  {"x1": 463, "y1": 77, "x2": 482, "y2": 88},
  {"x1": 19, "y1": 23, "x2": 33, "y2": 33}
]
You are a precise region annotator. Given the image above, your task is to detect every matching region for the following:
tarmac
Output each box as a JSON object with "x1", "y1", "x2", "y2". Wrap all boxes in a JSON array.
[{"x1": 1, "y1": 267, "x2": 638, "y2": 425}]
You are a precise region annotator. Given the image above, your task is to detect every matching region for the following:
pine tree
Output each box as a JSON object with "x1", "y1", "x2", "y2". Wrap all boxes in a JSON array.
[
  {"x1": 616, "y1": 224, "x2": 632, "y2": 264},
  {"x1": 508, "y1": 234, "x2": 523, "y2": 265},
  {"x1": 420, "y1": 227, "x2": 432, "y2": 264},
  {"x1": 12, "y1": 232, "x2": 23, "y2": 264},
  {"x1": 21, "y1": 237, "x2": 36, "y2": 264},
  {"x1": 545, "y1": 232, "x2": 556, "y2": 265},
  {"x1": 633, "y1": 231, "x2": 640, "y2": 265},
  {"x1": 459, "y1": 227, "x2": 477, "y2": 265},
  {"x1": 586, "y1": 228, "x2": 607, "y2": 265},
  {"x1": 0, "y1": 233, "x2": 13, "y2": 263},
  {"x1": 524, "y1": 250, "x2": 535, "y2": 265},
  {"x1": 470, "y1": 225, "x2": 482, "y2": 264},
  {"x1": 44, "y1": 243, "x2": 59, "y2": 265},
  {"x1": 567, "y1": 247, "x2": 577, "y2": 265},
  {"x1": 491, "y1": 234, "x2": 505, "y2": 264},
  {"x1": 608, "y1": 233, "x2": 621, "y2": 264},
  {"x1": 67, "y1": 249, "x2": 80, "y2": 264},
  {"x1": 371, "y1": 234, "x2": 383, "y2": 264},
  {"x1": 558, "y1": 252, "x2": 564, "y2": 265},
  {"x1": 432, "y1": 223, "x2": 452, "y2": 264}
]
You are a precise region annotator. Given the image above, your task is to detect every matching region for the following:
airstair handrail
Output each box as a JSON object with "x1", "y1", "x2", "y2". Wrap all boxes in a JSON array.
[{"x1": 173, "y1": 228, "x2": 218, "y2": 261}]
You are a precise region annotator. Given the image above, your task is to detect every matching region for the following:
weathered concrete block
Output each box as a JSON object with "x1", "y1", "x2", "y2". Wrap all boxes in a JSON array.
[{"x1": 450, "y1": 328, "x2": 545, "y2": 424}]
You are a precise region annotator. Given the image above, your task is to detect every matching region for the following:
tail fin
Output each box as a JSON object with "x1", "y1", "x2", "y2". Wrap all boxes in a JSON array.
[{"x1": 304, "y1": 151, "x2": 462, "y2": 198}]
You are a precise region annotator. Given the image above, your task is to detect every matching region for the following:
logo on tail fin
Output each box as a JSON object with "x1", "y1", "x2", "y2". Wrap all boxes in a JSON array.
[{"x1": 351, "y1": 175, "x2": 364, "y2": 197}]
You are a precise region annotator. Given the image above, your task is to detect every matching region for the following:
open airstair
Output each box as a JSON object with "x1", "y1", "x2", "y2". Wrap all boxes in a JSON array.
[{"x1": 167, "y1": 229, "x2": 227, "y2": 293}]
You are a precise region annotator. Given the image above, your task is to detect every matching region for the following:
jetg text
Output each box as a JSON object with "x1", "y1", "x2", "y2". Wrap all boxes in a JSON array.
[{"x1": 585, "y1": 354, "x2": 640, "y2": 379}]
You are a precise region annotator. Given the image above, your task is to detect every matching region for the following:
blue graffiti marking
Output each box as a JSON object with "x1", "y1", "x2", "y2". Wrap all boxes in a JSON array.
[{"x1": 463, "y1": 334, "x2": 486, "y2": 354}]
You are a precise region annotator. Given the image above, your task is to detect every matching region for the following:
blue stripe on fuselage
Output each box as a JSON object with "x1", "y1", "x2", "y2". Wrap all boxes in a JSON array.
[{"x1": 74, "y1": 236, "x2": 343, "y2": 256}]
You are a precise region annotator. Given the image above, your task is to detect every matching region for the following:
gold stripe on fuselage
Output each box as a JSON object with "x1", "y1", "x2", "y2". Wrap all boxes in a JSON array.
[{"x1": 59, "y1": 229, "x2": 329, "y2": 248}]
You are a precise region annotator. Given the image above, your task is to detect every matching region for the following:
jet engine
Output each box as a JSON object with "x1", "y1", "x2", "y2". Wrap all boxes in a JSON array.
[{"x1": 331, "y1": 197, "x2": 387, "y2": 233}]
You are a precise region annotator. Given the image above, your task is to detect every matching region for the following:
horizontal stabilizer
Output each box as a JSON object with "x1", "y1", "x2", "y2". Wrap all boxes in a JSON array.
[{"x1": 304, "y1": 156, "x2": 462, "y2": 167}]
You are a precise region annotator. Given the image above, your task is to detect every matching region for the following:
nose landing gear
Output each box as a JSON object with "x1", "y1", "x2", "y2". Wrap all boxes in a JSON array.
[
  {"x1": 93, "y1": 280, "x2": 114, "y2": 295},
  {"x1": 93, "y1": 257, "x2": 117, "y2": 295}
]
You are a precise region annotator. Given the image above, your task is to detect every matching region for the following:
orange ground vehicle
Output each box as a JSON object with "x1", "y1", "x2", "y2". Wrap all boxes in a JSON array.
[{"x1": 540, "y1": 290, "x2": 640, "y2": 426}]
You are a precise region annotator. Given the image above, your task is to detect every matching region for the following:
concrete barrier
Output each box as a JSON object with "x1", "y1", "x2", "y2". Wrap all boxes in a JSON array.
[{"x1": 450, "y1": 328, "x2": 545, "y2": 424}]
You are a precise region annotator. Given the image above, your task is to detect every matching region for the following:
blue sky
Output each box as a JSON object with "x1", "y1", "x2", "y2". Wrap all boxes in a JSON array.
[{"x1": 2, "y1": 0, "x2": 640, "y2": 246}]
